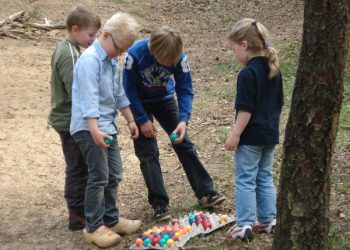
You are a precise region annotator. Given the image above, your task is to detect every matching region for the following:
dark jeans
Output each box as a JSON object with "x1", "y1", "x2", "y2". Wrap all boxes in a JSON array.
[
  {"x1": 134, "y1": 98, "x2": 214, "y2": 206},
  {"x1": 73, "y1": 131, "x2": 122, "y2": 233},
  {"x1": 58, "y1": 131, "x2": 87, "y2": 214}
]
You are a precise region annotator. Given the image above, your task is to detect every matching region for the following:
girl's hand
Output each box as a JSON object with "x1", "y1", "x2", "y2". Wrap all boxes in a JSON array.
[
  {"x1": 171, "y1": 121, "x2": 187, "y2": 144},
  {"x1": 224, "y1": 132, "x2": 240, "y2": 151},
  {"x1": 140, "y1": 121, "x2": 157, "y2": 138},
  {"x1": 128, "y1": 121, "x2": 139, "y2": 139}
]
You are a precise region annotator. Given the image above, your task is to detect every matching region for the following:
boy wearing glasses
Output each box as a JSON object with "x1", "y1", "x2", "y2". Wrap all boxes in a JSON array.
[
  {"x1": 70, "y1": 12, "x2": 141, "y2": 248},
  {"x1": 123, "y1": 26, "x2": 226, "y2": 222}
]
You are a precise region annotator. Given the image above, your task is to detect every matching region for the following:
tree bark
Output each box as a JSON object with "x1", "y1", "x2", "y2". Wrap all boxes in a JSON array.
[{"x1": 272, "y1": 1, "x2": 350, "y2": 250}]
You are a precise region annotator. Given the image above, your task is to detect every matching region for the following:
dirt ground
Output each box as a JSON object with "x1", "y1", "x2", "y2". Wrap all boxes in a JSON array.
[{"x1": 0, "y1": 0, "x2": 349, "y2": 249}]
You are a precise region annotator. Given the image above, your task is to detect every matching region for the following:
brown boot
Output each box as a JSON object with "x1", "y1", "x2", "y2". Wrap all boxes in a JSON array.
[
  {"x1": 109, "y1": 217, "x2": 142, "y2": 235},
  {"x1": 83, "y1": 225, "x2": 121, "y2": 248},
  {"x1": 68, "y1": 210, "x2": 85, "y2": 231}
]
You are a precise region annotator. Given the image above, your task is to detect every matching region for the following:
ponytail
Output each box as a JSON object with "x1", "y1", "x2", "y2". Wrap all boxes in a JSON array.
[
  {"x1": 228, "y1": 18, "x2": 280, "y2": 79},
  {"x1": 265, "y1": 47, "x2": 279, "y2": 79}
]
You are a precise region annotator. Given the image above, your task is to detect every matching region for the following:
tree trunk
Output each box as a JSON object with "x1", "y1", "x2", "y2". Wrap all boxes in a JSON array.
[{"x1": 272, "y1": 1, "x2": 350, "y2": 250}]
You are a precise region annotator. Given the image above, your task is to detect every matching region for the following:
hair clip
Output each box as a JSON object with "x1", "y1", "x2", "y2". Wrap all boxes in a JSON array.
[
  {"x1": 252, "y1": 20, "x2": 257, "y2": 26},
  {"x1": 263, "y1": 43, "x2": 269, "y2": 49}
]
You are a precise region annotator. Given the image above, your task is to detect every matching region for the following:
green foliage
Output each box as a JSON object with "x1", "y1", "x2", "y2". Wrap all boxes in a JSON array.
[
  {"x1": 131, "y1": 10, "x2": 145, "y2": 18},
  {"x1": 279, "y1": 63, "x2": 296, "y2": 106},
  {"x1": 338, "y1": 73, "x2": 350, "y2": 146},
  {"x1": 172, "y1": 203, "x2": 202, "y2": 218},
  {"x1": 216, "y1": 127, "x2": 229, "y2": 143},
  {"x1": 329, "y1": 226, "x2": 350, "y2": 250},
  {"x1": 28, "y1": 7, "x2": 39, "y2": 19},
  {"x1": 213, "y1": 60, "x2": 240, "y2": 74}
]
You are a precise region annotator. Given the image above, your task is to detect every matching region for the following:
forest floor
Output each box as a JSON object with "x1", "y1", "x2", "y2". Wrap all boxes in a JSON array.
[{"x1": 0, "y1": 0, "x2": 349, "y2": 249}]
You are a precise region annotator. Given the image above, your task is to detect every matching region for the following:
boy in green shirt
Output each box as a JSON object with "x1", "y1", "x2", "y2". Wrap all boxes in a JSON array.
[{"x1": 47, "y1": 4, "x2": 101, "y2": 231}]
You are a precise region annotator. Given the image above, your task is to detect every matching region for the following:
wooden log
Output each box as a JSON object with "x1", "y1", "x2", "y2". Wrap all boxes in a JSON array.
[
  {"x1": 0, "y1": 31, "x2": 19, "y2": 39},
  {"x1": 30, "y1": 23, "x2": 66, "y2": 30},
  {"x1": 0, "y1": 11, "x2": 24, "y2": 28}
]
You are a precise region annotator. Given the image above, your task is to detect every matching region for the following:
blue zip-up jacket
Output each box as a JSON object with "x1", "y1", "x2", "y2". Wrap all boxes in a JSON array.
[{"x1": 123, "y1": 38, "x2": 194, "y2": 125}]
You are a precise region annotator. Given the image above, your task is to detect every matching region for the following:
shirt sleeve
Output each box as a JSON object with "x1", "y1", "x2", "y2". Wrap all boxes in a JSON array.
[
  {"x1": 123, "y1": 53, "x2": 149, "y2": 124},
  {"x1": 112, "y1": 58, "x2": 130, "y2": 110},
  {"x1": 235, "y1": 69, "x2": 256, "y2": 113},
  {"x1": 57, "y1": 56, "x2": 75, "y2": 99},
  {"x1": 74, "y1": 56, "x2": 100, "y2": 119},
  {"x1": 174, "y1": 54, "x2": 194, "y2": 123}
]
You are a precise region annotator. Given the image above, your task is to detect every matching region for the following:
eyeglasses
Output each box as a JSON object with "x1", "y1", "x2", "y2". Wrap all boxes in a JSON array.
[{"x1": 110, "y1": 34, "x2": 126, "y2": 54}]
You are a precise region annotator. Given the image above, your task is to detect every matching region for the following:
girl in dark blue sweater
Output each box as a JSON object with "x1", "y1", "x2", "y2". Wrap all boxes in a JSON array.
[{"x1": 225, "y1": 18, "x2": 283, "y2": 241}]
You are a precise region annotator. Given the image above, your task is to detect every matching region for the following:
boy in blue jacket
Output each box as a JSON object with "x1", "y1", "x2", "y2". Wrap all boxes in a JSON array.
[{"x1": 123, "y1": 26, "x2": 226, "y2": 221}]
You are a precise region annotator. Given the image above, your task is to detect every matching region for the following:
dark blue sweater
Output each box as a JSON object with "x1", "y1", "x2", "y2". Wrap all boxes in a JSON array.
[
  {"x1": 123, "y1": 39, "x2": 194, "y2": 125},
  {"x1": 235, "y1": 57, "x2": 284, "y2": 145}
]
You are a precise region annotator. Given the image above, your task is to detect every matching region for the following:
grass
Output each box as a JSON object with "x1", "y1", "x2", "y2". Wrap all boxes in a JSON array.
[
  {"x1": 279, "y1": 63, "x2": 296, "y2": 106},
  {"x1": 337, "y1": 73, "x2": 350, "y2": 146},
  {"x1": 27, "y1": 7, "x2": 39, "y2": 19},
  {"x1": 329, "y1": 226, "x2": 350, "y2": 250},
  {"x1": 213, "y1": 60, "x2": 240, "y2": 74}
]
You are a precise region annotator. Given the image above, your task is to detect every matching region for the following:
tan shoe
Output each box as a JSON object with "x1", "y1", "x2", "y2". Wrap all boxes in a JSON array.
[
  {"x1": 110, "y1": 217, "x2": 142, "y2": 235},
  {"x1": 83, "y1": 225, "x2": 121, "y2": 248}
]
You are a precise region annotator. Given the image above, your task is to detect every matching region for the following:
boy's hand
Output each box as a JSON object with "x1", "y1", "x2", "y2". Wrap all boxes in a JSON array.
[
  {"x1": 140, "y1": 121, "x2": 157, "y2": 138},
  {"x1": 171, "y1": 121, "x2": 187, "y2": 144},
  {"x1": 128, "y1": 121, "x2": 139, "y2": 139},
  {"x1": 90, "y1": 128, "x2": 110, "y2": 148},
  {"x1": 88, "y1": 118, "x2": 110, "y2": 148},
  {"x1": 224, "y1": 132, "x2": 240, "y2": 151}
]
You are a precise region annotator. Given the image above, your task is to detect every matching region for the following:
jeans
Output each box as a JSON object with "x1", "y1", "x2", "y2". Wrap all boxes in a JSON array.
[
  {"x1": 134, "y1": 98, "x2": 214, "y2": 206},
  {"x1": 234, "y1": 145, "x2": 276, "y2": 226},
  {"x1": 73, "y1": 131, "x2": 123, "y2": 233},
  {"x1": 58, "y1": 131, "x2": 88, "y2": 213}
]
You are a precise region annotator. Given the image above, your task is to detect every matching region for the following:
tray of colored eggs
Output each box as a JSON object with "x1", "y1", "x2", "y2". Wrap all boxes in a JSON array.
[{"x1": 130, "y1": 211, "x2": 235, "y2": 249}]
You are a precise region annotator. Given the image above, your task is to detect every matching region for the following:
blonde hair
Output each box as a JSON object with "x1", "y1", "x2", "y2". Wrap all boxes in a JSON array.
[
  {"x1": 102, "y1": 12, "x2": 140, "y2": 41},
  {"x1": 66, "y1": 4, "x2": 101, "y2": 32},
  {"x1": 149, "y1": 26, "x2": 183, "y2": 65},
  {"x1": 227, "y1": 18, "x2": 279, "y2": 79}
]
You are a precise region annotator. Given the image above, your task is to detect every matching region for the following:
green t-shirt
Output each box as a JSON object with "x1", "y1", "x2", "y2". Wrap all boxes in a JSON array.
[{"x1": 48, "y1": 39, "x2": 80, "y2": 132}]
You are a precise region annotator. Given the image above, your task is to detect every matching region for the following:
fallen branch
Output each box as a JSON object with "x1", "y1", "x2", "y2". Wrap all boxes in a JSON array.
[
  {"x1": 30, "y1": 22, "x2": 65, "y2": 30},
  {"x1": 0, "y1": 31, "x2": 19, "y2": 39},
  {"x1": 0, "y1": 11, "x2": 24, "y2": 28}
]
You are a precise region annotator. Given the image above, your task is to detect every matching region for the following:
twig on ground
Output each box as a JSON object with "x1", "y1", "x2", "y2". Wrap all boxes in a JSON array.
[{"x1": 0, "y1": 11, "x2": 24, "y2": 28}]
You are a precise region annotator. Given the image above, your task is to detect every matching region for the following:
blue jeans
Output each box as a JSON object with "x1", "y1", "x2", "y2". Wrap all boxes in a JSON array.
[
  {"x1": 134, "y1": 98, "x2": 214, "y2": 206},
  {"x1": 234, "y1": 145, "x2": 276, "y2": 226},
  {"x1": 58, "y1": 131, "x2": 87, "y2": 214},
  {"x1": 73, "y1": 131, "x2": 123, "y2": 233}
]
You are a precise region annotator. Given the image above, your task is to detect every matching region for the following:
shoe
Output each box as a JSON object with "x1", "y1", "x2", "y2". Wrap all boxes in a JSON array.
[
  {"x1": 227, "y1": 225, "x2": 253, "y2": 241},
  {"x1": 198, "y1": 191, "x2": 226, "y2": 208},
  {"x1": 252, "y1": 219, "x2": 276, "y2": 234},
  {"x1": 153, "y1": 205, "x2": 171, "y2": 222},
  {"x1": 109, "y1": 217, "x2": 142, "y2": 235},
  {"x1": 68, "y1": 211, "x2": 85, "y2": 231},
  {"x1": 83, "y1": 225, "x2": 121, "y2": 248}
]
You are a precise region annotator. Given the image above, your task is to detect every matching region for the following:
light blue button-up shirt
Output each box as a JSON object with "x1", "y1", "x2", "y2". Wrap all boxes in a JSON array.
[{"x1": 70, "y1": 40, "x2": 130, "y2": 135}]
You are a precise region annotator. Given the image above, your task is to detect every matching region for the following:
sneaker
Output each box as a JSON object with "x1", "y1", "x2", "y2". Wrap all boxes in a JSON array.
[
  {"x1": 227, "y1": 225, "x2": 253, "y2": 241},
  {"x1": 153, "y1": 205, "x2": 171, "y2": 222},
  {"x1": 68, "y1": 211, "x2": 85, "y2": 231},
  {"x1": 198, "y1": 191, "x2": 226, "y2": 208},
  {"x1": 252, "y1": 219, "x2": 276, "y2": 234},
  {"x1": 109, "y1": 217, "x2": 142, "y2": 235},
  {"x1": 83, "y1": 225, "x2": 121, "y2": 248}
]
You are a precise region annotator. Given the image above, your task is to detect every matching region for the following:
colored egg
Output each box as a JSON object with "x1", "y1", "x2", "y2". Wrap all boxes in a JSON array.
[
  {"x1": 135, "y1": 238, "x2": 143, "y2": 247},
  {"x1": 159, "y1": 238, "x2": 166, "y2": 247},
  {"x1": 143, "y1": 237, "x2": 151, "y2": 246},
  {"x1": 166, "y1": 239, "x2": 175, "y2": 247},
  {"x1": 174, "y1": 232, "x2": 181, "y2": 238}
]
